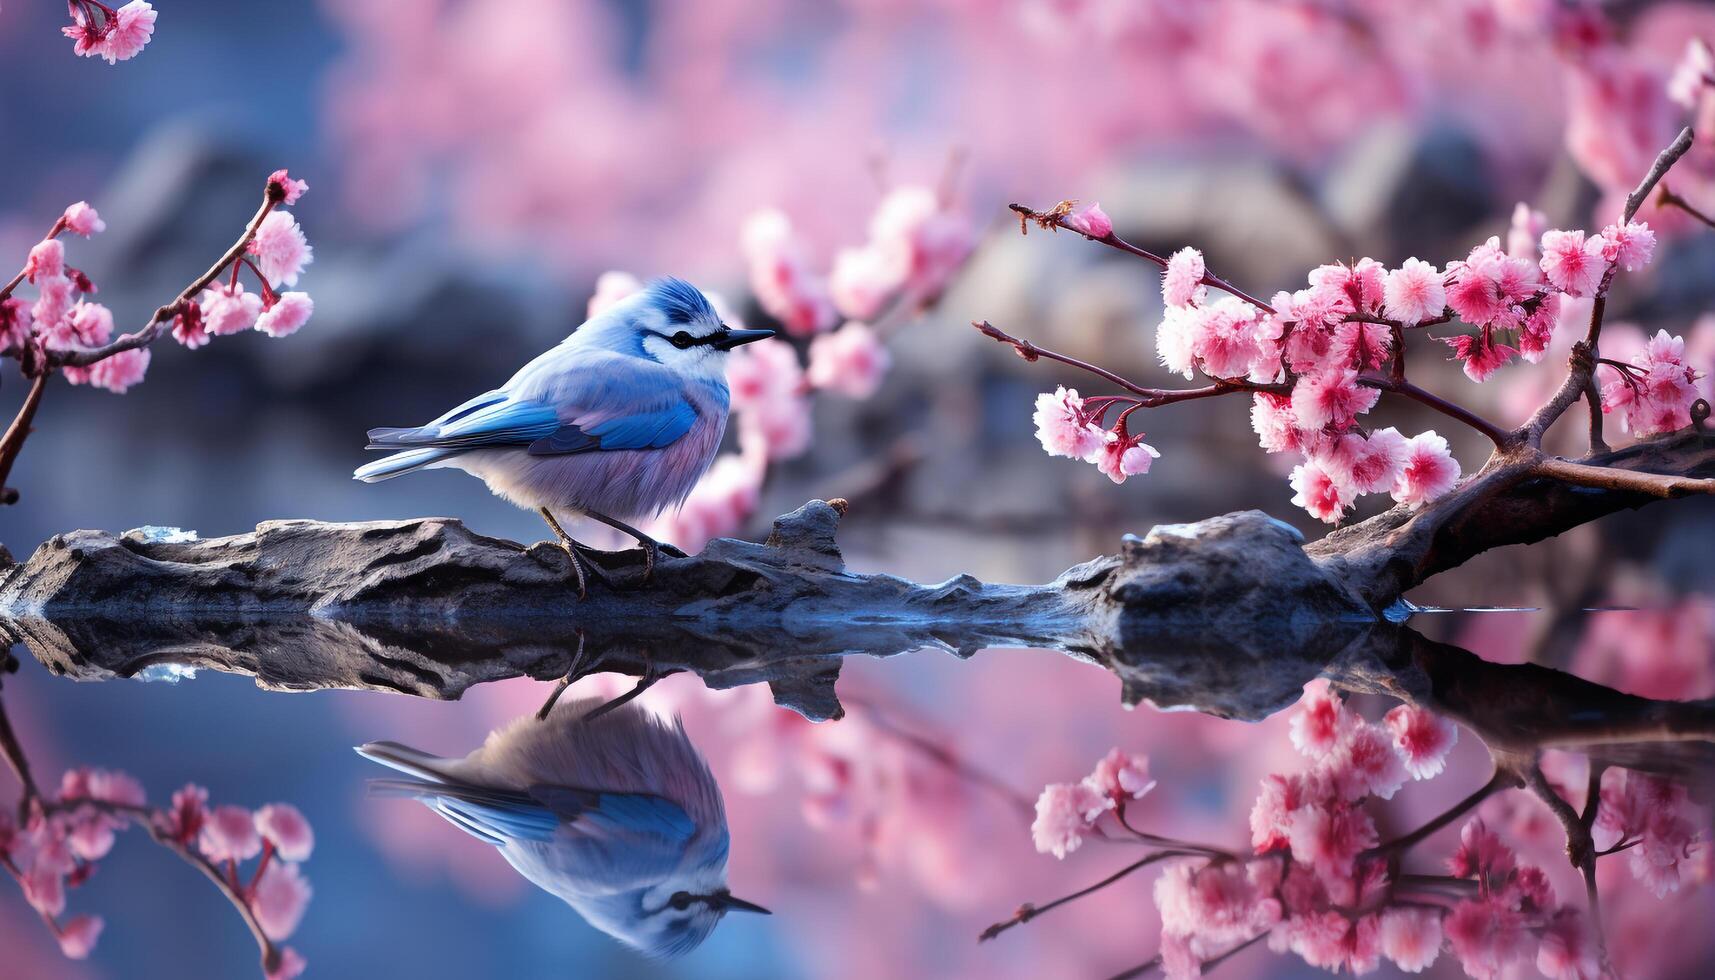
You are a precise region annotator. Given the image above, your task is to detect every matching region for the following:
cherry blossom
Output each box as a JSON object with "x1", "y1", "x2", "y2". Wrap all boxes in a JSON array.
[
  {"x1": 1442, "y1": 332, "x2": 1518, "y2": 383},
  {"x1": 1317, "y1": 429, "x2": 1407, "y2": 497},
  {"x1": 1287, "y1": 682, "x2": 1351, "y2": 759},
  {"x1": 1380, "y1": 257, "x2": 1447, "y2": 326},
  {"x1": 1390, "y1": 431, "x2": 1461, "y2": 509},
  {"x1": 1377, "y1": 907, "x2": 1442, "y2": 973},
  {"x1": 1032, "y1": 386, "x2": 1107, "y2": 461},
  {"x1": 1326, "y1": 723, "x2": 1407, "y2": 801},
  {"x1": 200, "y1": 284, "x2": 263, "y2": 336},
  {"x1": 1600, "y1": 220, "x2": 1656, "y2": 271},
  {"x1": 1290, "y1": 369, "x2": 1378, "y2": 430},
  {"x1": 267, "y1": 170, "x2": 310, "y2": 207},
  {"x1": 255, "y1": 804, "x2": 315, "y2": 862},
  {"x1": 56, "y1": 914, "x2": 104, "y2": 959},
  {"x1": 1539, "y1": 229, "x2": 1608, "y2": 297},
  {"x1": 64, "y1": 1, "x2": 157, "y2": 64},
  {"x1": 807, "y1": 322, "x2": 891, "y2": 399},
  {"x1": 252, "y1": 862, "x2": 313, "y2": 941},
  {"x1": 741, "y1": 210, "x2": 836, "y2": 335},
  {"x1": 1087, "y1": 748, "x2": 1155, "y2": 803},
  {"x1": 1537, "y1": 907, "x2": 1601, "y2": 980},
  {"x1": 1162, "y1": 247, "x2": 1206, "y2": 309},
  {"x1": 256, "y1": 293, "x2": 314, "y2": 339},
  {"x1": 62, "y1": 202, "x2": 105, "y2": 237},
  {"x1": 1382, "y1": 704, "x2": 1459, "y2": 780},
  {"x1": 1444, "y1": 897, "x2": 1532, "y2": 980},
  {"x1": 1062, "y1": 202, "x2": 1112, "y2": 239},
  {"x1": 199, "y1": 805, "x2": 263, "y2": 863},
  {"x1": 87, "y1": 347, "x2": 149, "y2": 394},
  {"x1": 1030, "y1": 781, "x2": 1111, "y2": 859},
  {"x1": 249, "y1": 212, "x2": 314, "y2": 288},
  {"x1": 1600, "y1": 329, "x2": 1704, "y2": 437},
  {"x1": 587, "y1": 270, "x2": 642, "y2": 318},
  {"x1": 1289, "y1": 460, "x2": 1355, "y2": 525}
]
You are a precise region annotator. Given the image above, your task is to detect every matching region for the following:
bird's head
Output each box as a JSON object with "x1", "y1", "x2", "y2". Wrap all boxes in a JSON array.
[
  {"x1": 580, "y1": 277, "x2": 774, "y2": 382},
  {"x1": 593, "y1": 864, "x2": 769, "y2": 960}
]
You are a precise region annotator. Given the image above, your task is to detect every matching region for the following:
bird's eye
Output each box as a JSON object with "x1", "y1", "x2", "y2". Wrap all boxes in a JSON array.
[
  {"x1": 668, "y1": 891, "x2": 693, "y2": 911},
  {"x1": 670, "y1": 331, "x2": 695, "y2": 349}
]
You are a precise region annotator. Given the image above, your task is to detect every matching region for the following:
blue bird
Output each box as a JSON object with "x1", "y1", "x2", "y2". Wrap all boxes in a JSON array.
[
  {"x1": 355, "y1": 277, "x2": 774, "y2": 596},
  {"x1": 356, "y1": 697, "x2": 767, "y2": 960}
]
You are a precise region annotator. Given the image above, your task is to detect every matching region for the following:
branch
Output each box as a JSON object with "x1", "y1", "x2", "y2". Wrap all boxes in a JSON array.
[
  {"x1": 971, "y1": 320, "x2": 1286, "y2": 405},
  {"x1": 1310, "y1": 430, "x2": 1715, "y2": 608},
  {"x1": 0, "y1": 503, "x2": 1375, "y2": 723},
  {"x1": 979, "y1": 851, "x2": 1191, "y2": 942},
  {"x1": 1007, "y1": 203, "x2": 1276, "y2": 312}
]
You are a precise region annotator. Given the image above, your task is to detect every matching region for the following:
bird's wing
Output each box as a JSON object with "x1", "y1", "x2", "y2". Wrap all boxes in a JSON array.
[{"x1": 365, "y1": 353, "x2": 700, "y2": 456}]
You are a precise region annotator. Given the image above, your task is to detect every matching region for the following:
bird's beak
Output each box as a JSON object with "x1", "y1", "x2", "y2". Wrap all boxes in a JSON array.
[
  {"x1": 712, "y1": 328, "x2": 775, "y2": 351},
  {"x1": 714, "y1": 893, "x2": 772, "y2": 915}
]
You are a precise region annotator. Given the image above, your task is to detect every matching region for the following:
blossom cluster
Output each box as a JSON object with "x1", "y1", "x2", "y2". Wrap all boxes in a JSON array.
[
  {"x1": 594, "y1": 184, "x2": 965, "y2": 551},
  {"x1": 1032, "y1": 211, "x2": 1669, "y2": 523},
  {"x1": 1029, "y1": 748, "x2": 1155, "y2": 859},
  {"x1": 1, "y1": 171, "x2": 314, "y2": 397},
  {"x1": 63, "y1": 1, "x2": 156, "y2": 64},
  {"x1": 1, "y1": 768, "x2": 313, "y2": 978}
]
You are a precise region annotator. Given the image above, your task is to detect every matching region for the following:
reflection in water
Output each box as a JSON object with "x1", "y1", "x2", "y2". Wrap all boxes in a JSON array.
[{"x1": 355, "y1": 697, "x2": 767, "y2": 959}]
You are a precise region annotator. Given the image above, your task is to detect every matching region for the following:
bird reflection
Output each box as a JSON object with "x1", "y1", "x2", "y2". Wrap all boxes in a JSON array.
[{"x1": 356, "y1": 697, "x2": 766, "y2": 958}]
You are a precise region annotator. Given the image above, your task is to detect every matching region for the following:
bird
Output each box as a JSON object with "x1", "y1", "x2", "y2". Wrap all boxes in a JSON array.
[
  {"x1": 355, "y1": 696, "x2": 768, "y2": 960},
  {"x1": 354, "y1": 277, "x2": 774, "y2": 596}
]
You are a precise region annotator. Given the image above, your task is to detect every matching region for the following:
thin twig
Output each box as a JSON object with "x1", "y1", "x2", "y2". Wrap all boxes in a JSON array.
[
  {"x1": 1007, "y1": 203, "x2": 1276, "y2": 313},
  {"x1": 1536, "y1": 456, "x2": 1715, "y2": 498},
  {"x1": 1106, "y1": 932, "x2": 1267, "y2": 980},
  {"x1": 971, "y1": 320, "x2": 1287, "y2": 404},
  {"x1": 979, "y1": 851, "x2": 1193, "y2": 942},
  {"x1": 1369, "y1": 768, "x2": 1514, "y2": 857}
]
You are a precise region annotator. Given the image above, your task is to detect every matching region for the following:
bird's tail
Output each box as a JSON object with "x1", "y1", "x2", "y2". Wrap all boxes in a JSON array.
[
  {"x1": 354, "y1": 740, "x2": 457, "y2": 783},
  {"x1": 353, "y1": 448, "x2": 454, "y2": 483}
]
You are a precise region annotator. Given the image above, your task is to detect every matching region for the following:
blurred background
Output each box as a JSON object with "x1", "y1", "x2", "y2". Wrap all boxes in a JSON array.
[{"x1": 1, "y1": 1, "x2": 1713, "y2": 977}]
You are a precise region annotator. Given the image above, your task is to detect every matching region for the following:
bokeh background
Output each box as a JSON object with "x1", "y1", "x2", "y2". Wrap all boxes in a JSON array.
[{"x1": 1, "y1": 1, "x2": 1714, "y2": 977}]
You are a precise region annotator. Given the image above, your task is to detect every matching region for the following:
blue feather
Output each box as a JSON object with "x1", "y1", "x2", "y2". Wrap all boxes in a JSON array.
[{"x1": 645, "y1": 277, "x2": 718, "y2": 327}]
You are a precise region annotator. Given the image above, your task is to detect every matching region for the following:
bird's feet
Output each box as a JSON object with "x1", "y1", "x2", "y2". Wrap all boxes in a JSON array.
[
  {"x1": 583, "y1": 511, "x2": 688, "y2": 586},
  {"x1": 538, "y1": 631, "x2": 590, "y2": 721},
  {"x1": 584, "y1": 648, "x2": 662, "y2": 723}
]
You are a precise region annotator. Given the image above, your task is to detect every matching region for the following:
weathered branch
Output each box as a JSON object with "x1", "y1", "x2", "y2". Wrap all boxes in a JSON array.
[
  {"x1": 0, "y1": 503, "x2": 1372, "y2": 723},
  {"x1": 1310, "y1": 430, "x2": 1715, "y2": 608}
]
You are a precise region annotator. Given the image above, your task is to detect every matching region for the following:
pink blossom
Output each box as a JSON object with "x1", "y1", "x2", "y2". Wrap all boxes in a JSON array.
[
  {"x1": 101, "y1": 2, "x2": 157, "y2": 63},
  {"x1": 1250, "y1": 393, "x2": 1311, "y2": 455},
  {"x1": 1595, "y1": 768, "x2": 1706, "y2": 897},
  {"x1": 1318, "y1": 429, "x2": 1407, "y2": 496},
  {"x1": 741, "y1": 210, "x2": 835, "y2": 336},
  {"x1": 1288, "y1": 682, "x2": 1351, "y2": 758},
  {"x1": 1290, "y1": 369, "x2": 1378, "y2": 430},
  {"x1": 738, "y1": 403, "x2": 811, "y2": 461},
  {"x1": 1033, "y1": 386, "x2": 1106, "y2": 461},
  {"x1": 1308, "y1": 260, "x2": 1385, "y2": 314},
  {"x1": 1669, "y1": 37, "x2": 1715, "y2": 109},
  {"x1": 1537, "y1": 908, "x2": 1599, "y2": 980},
  {"x1": 62, "y1": 202, "x2": 105, "y2": 237},
  {"x1": 1448, "y1": 818, "x2": 1516, "y2": 882},
  {"x1": 1446, "y1": 237, "x2": 1538, "y2": 327},
  {"x1": 1156, "y1": 305, "x2": 1201, "y2": 379},
  {"x1": 26, "y1": 240, "x2": 65, "y2": 283},
  {"x1": 23, "y1": 866, "x2": 66, "y2": 917},
  {"x1": 1285, "y1": 799, "x2": 1377, "y2": 880},
  {"x1": 1600, "y1": 330, "x2": 1703, "y2": 437},
  {"x1": 51, "y1": 301, "x2": 115, "y2": 350},
  {"x1": 1087, "y1": 748, "x2": 1154, "y2": 802},
  {"x1": 586, "y1": 271, "x2": 641, "y2": 317},
  {"x1": 807, "y1": 322, "x2": 891, "y2": 399},
  {"x1": 1507, "y1": 203, "x2": 1548, "y2": 259},
  {"x1": 725, "y1": 336, "x2": 803, "y2": 412},
  {"x1": 248, "y1": 211, "x2": 313, "y2": 287},
  {"x1": 252, "y1": 861, "x2": 313, "y2": 941},
  {"x1": 1330, "y1": 319, "x2": 1392, "y2": 373},
  {"x1": 255, "y1": 804, "x2": 314, "y2": 862},
  {"x1": 199, "y1": 804, "x2": 262, "y2": 863},
  {"x1": 1062, "y1": 201, "x2": 1112, "y2": 239},
  {"x1": 268, "y1": 946, "x2": 308, "y2": 980},
  {"x1": 0, "y1": 298, "x2": 31, "y2": 351},
  {"x1": 1600, "y1": 221, "x2": 1655, "y2": 272},
  {"x1": 1327, "y1": 723, "x2": 1408, "y2": 801},
  {"x1": 1391, "y1": 430, "x2": 1460, "y2": 509},
  {"x1": 1031, "y1": 781, "x2": 1111, "y2": 858},
  {"x1": 256, "y1": 293, "x2": 314, "y2": 338},
  {"x1": 1378, "y1": 907, "x2": 1442, "y2": 972},
  {"x1": 1382, "y1": 258, "x2": 1445, "y2": 325},
  {"x1": 1383, "y1": 704, "x2": 1458, "y2": 779},
  {"x1": 198, "y1": 284, "x2": 263, "y2": 336},
  {"x1": 1516, "y1": 293, "x2": 1561, "y2": 364},
  {"x1": 1162, "y1": 247, "x2": 1206, "y2": 308},
  {"x1": 1289, "y1": 460, "x2": 1355, "y2": 525},
  {"x1": 1442, "y1": 332, "x2": 1517, "y2": 383},
  {"x1": 865, "y1": 185, "x2": 971, "y2": 302},
  {"x1": 1250, "y1": 772, "x2": 1325, "y2": 853},
  {"x1": 1444, "y1": 898, "x2": 1531, "y2": 980},
  {"x1": 1155, "y1": 859, "x2": 1282, "y2": 963},
  {"x1": 268, "y1": 169, "x2": 310, "y2": 206},
  {"x1": 56, "y1": 914, "x2": 104, "y2": 959},
  {"x1": 829, "y1": 245, "x2": 901, "y2": 322},
  {"x1": 66, "y1": 811, "x2": 118, "y2": 861},
  {"x1": 1188, "y1": 300, "x2": 1262, "y2": 379},
  {"x1": 171, "y1": 305, "x2": 209, "y2": 349},
  {"x1": 1092, "y1": 432, "x2": 1160, "y2": 484},
  {"x1": 1539, "y1": 229, "x2": 1607, "y2": 297}
]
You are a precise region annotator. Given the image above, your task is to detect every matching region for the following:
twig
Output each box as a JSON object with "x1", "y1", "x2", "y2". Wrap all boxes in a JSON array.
[
  {"x1": 1362, "y1": 376, "x2": 1513, "y2": 447},
  {"x1": 1007, "y1": 203, "x2": 1276, "y2": 313},
  {"x1": 1524, "y1": 764, "x2": 1608, "y2": 972},
  {"x1": 1658, "y1": 186, "x2": 1715, "y2": 229},
  {"x1": 1368, "y1": 767, "x2": 1514, "y2": 857},
  {"x1": 1106, "y1": 932, "x2": 1267, "y2": 980},
  {"x1": 1535, "y1": 456, "x2": 1715, "y2": 498},
  {"x1": 0, "y1": 371, "x2": 50, "y2": 506},
  {"x1": 979, "y1": 851, "x2": 1193, "y2": 942},
  {"x1": 971, "y1": 320, "x2": 1287, "y2": 404}
]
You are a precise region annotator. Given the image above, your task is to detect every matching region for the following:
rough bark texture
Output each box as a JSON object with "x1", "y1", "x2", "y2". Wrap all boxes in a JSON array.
[{"x1": 0, "y1": 503, "x2": 1369, "y2": 722}]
